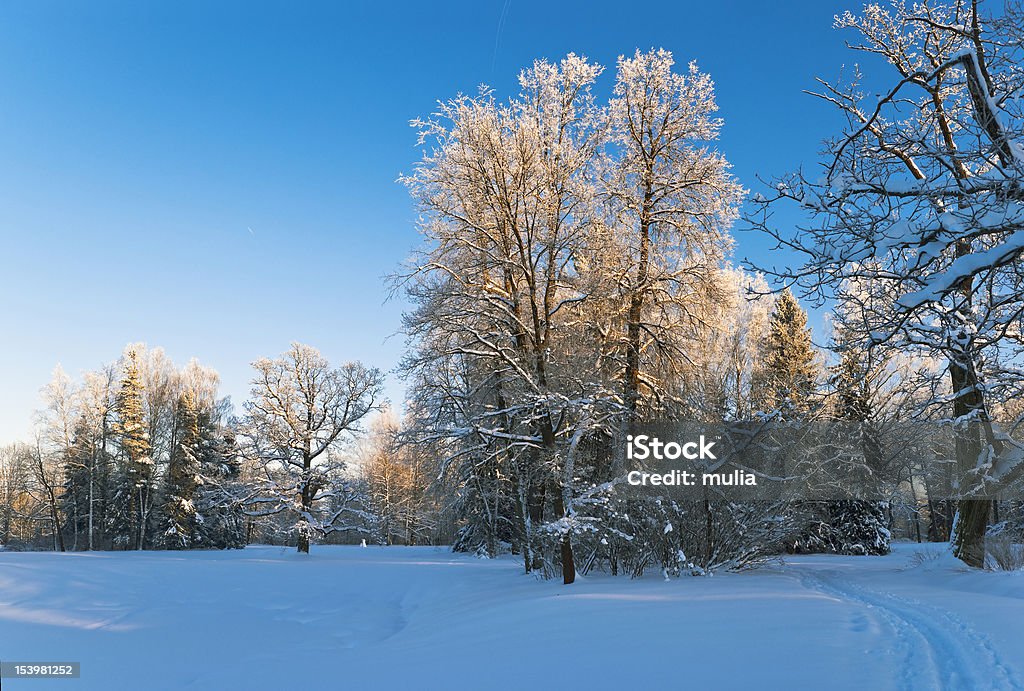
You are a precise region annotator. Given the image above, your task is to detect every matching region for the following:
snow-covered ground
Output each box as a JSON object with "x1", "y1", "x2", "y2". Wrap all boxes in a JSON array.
[{"x1": 1, "y1": 542, "x2": 1021, "y2": 690}]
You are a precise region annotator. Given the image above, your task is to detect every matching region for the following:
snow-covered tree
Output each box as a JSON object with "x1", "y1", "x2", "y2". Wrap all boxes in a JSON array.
[
  {"x1": 400, "y1": 49, "x2": 743, "y2": 583},
  {"x1": 0, "y1": 444, "x2": 33, "y2": 547},
  {"x1": 401, "y1": 53, "x2": 616, "y2": 583},
  {"x1": 746, "y1": 0, "x2": 1024, "y2": 566},
  {"x1": 605, "y1": 49, "x2": 744, "y2": 422},
  {"x1": 754, "y1": 290, "x2": 820, "y2": 416},
  {"x1": 111, "y1": 348, "x2": 155, "y2": 550},
  {"x1": 360, "y1": 411, "x2": 434, "y2": 545},
  {"x1": 161, "y1": 390, "x2": 203, "y2": 548},
  {"x1": 242, "y1": 343, "x2": 383, "y2": 553}
]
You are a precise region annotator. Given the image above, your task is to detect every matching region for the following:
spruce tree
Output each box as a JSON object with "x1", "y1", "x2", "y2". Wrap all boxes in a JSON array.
[
  {"x1": 60, "y1": 415, "x2": 93, "y2": 550},
  {"x1": 112, "y1": 350, "x2": 153, "y2": 549},
  {"x1": 789, "y1": 336, "x2": 892, "y2": 556},
  {"x1": 161, "y1": 391, "x2": 202, "y2": 548},
  {"x1": 756, "y1": 290, "x2": 819, "y2": 416},
  {"x1": 828, "y1": 342, "x2": 891, "y2": 556},
  {"x1": 192, "y1": 416, "x2": 246, "y2": 549}
]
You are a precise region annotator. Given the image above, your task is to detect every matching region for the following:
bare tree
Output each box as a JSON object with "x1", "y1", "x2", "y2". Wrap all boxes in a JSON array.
[
  {"x1": 0, "y1": 443, "x2": 31, "y2": 546},
  {"x1": 605, "y1": 49, "x2": 744, "y2": 421},
  {"x1": 746, "y1": 0, "x2": 1024, "y2": 566},
  {"x1": 242, "y1": 343, "x2": 384, "y2": 553}
]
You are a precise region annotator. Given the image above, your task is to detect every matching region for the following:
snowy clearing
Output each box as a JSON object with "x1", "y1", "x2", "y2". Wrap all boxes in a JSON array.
[{"x1": 1, "y1": 542, "x2": 1022, "y2": 690}]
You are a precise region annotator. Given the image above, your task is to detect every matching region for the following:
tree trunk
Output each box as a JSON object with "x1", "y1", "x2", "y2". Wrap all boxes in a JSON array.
[
  {"x1": 298, "y1": 456, "x2": 312, "y2": 554},
  {"x1": 949, "y1": 342, "x2": 990, "y2": 567},
  {"x1": 624, "y1": 201, "x2": 652, "y2": 418},
  {"x1": 87, "y1": 461, "x2": 94, "y2": 551},
  {"x1": 954, "y1": 500, "x2": 990, "y2": 568},
  {"x1": 560, "y1": 537, "x2": 576, "y2": 585},
  {"x1": 552, "y1": 477, "x2": 576, "y2": 584}
]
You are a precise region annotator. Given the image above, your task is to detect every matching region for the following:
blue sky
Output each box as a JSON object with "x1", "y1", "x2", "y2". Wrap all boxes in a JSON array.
[{"x1": 0, "y1": 0, "x2": 881, "y2": 442}]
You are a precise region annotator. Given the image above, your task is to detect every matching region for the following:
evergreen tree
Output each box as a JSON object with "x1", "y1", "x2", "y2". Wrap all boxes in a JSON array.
[
  {"x1": 161, "y1": 391, "x2": 202, "y2": 548},
  {"x1": 755, "y1": 290, "x2": 819, "y2": 416},
  {"x1": 166, "y1": 394, "x2": 246, "y2": 550},
  {"x1": 192, "y1": 417, "x2": 247, "y2": 549},
  {"x1": 789, "y1": 336, "x2": 892, "y2": 556},
  {"x1": 112, "y1": 349, "x2": 154, "y2": 550},
  {"x1": 60, "y1": 415, "x2": 94, "y2": 549}
]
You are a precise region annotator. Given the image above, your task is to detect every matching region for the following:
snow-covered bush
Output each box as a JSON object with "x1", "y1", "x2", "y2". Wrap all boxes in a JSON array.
[{"x1": 787, "y1": 501, "x2": 891, "y2": 556}]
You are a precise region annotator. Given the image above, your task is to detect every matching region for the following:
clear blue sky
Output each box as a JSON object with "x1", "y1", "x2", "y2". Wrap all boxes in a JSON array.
[{"x1": 0, "y1": 0, "x2": 882, "y2": 443}]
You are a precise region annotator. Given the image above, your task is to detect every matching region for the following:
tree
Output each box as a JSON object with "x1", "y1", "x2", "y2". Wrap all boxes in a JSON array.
[
  {"x1": 401, "y1": 54, "x2": 613, "y2": 583},
  {"x1": 0, "y1": 444, "x2": 32, "y2": 546},
  {"x1": 755, "y1": 290, "x2": 820, "y2": 416},
  {"x1": 161, "y1": 390, "x2": 203, "y2": 548},
  {"x1": 679, "y1": 269, "x2": 774, "y2": 421},
  {"x1": 360, "y1": 411, "x2": 433, "y2": 545},
  {"x1": 190, "y1": 406, "x2": 247, "y2": 550},
  {"x1": 746, "y1": 0, "x2": 1024, "y2": 566},
  {"x1": 75, "y1": 366, "x2": 117, "y2": 550},
  {"x1": 605, "y1": 49, "x2": 744, "y2": 422},
  {"x1": 243, "y1": 343, "x2": 383, "y2": 553},
  {"x1": 26, "y1": 436, "x2": 65, "y2": 552},
  {"x1": 60, "y1": 415, "x2": 94, "y2": 550},
  {"x1": 790, "y1": 329, "x2": 894, "y2": 556},
  {"x1": 112, "y1": 348, "x2": 154, "y2": 550},
  {"x1": 401, "y1": 50, "x2": 743, "y2": 584}
]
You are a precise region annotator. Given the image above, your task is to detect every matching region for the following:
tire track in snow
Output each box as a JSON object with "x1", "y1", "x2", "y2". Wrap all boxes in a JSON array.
[{"x1": 796, "y1": 567, "x2": 1022, "y2": 691}]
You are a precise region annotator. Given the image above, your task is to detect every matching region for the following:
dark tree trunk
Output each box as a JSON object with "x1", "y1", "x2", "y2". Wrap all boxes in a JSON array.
[
  {"x1": 624, "y1": 204, "x2": 652, "y2": 418},
  {"x1": 560, "y1": 538, "x2": 576, "y2": 585},
  {"x1": 551, "y1": 484, "x2": 575, "y2": 584},
  {"x1": 949, "y1": 342, "x2": 990, "y2": 567},
  {"x1": 297, "y1": 455, "x2": 312, "y2": 554},
  {"x1": 954, "y1": 500, "x2": 990, "y2": 568}
]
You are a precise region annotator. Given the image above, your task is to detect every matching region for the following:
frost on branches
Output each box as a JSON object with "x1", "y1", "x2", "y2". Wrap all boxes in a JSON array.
[
  {"x1": 241, "y1": 343, "x2": 384, "y2": 554},
  {"x1": 398, "y1": 50, "x2": 746, "y2": 582},
  {"x1": 746, "y1": 0, "x2": 1024, "y2": 566}
]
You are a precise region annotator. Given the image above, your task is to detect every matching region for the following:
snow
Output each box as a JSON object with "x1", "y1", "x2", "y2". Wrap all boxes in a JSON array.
[
  {"x1": 1, "y1": 543, "x2": 1022, "y2": 689},
  {"x1": 897, "y1": 229, "x2": 1024, "y2": 310}
]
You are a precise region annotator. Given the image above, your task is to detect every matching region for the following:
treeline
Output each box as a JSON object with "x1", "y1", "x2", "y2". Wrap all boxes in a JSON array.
[
  {"x1": 0, "y1": 343, "x2": 448, "y2": 552},
  {"x1": 1, "y1": 347, "x2": 246, "y2": 551}
]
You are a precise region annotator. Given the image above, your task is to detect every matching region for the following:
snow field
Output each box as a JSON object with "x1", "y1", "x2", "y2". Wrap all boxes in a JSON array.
[{"x1": 0, "y1": 542, "x2": 1021, "y2": 690}]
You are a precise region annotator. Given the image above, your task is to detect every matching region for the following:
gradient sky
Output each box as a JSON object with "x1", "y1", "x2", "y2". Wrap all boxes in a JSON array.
[{"x1": 0, "y1": 0, "x2": 886, "y2": 443}]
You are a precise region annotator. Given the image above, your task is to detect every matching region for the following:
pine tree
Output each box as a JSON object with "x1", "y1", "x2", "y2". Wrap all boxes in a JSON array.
[
  {"x1": 112, "y1": 349, "x2": 153, "y2": 550},
  {"x1": 755, "y1": 290, "x2": 819, "y2": 416}
]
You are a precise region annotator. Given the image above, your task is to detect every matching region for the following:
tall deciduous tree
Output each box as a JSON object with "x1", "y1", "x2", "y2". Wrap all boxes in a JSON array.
[
  {"x1": 401, "y1": 49, "x2": 743, "y2": 583},
  {"x1": 606, "y1": 49, "x2": 744, "y2": 421},
  {"x1": 746, "y1": 0, "x2": 1024, "y2": 566}
]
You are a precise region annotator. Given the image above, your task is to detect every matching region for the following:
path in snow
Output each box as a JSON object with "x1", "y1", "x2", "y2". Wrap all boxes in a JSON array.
[{"x1": 793, "y1": 564, "x2": 1021, "y2": 690}]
